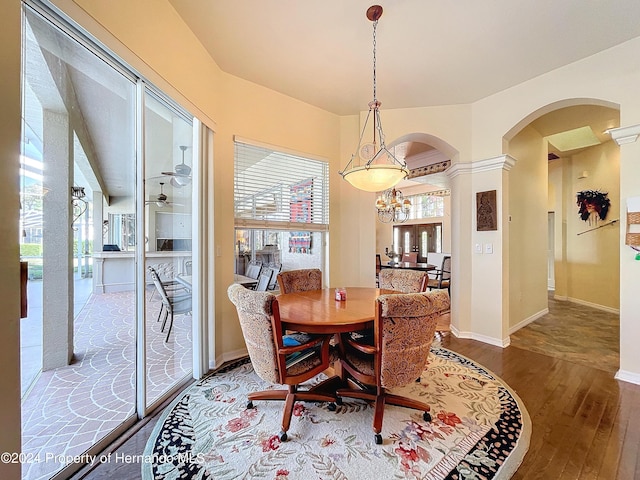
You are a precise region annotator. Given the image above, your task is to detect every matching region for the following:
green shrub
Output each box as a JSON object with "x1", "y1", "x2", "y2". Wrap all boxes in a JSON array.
[{"x1": 20, "y1": 243, "x2": 42, "y2": 257}]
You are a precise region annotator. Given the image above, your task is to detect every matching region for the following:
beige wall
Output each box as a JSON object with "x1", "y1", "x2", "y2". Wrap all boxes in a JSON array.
[
  {"x1": 549, "y1": 141, "x2": 620, "y2": 311},
  {"x1": 507, "y1": 125, "x2": 551, "y2": 327}
]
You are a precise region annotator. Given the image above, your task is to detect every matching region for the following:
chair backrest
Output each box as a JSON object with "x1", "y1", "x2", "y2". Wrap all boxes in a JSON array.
[
  {"x1": 378, "y1": 269, "x2": 428, "y2": 293},
  {"x1": 265, "y1": 263, "x2": 282, "y2": 290},
  {"x1": 183, "y1": 259, "x2": 192, "y2": 275},
  {"x1": 227, "y1": 284, "x2": 280, "y2": 384},
  {"x1": 402, "y1": 252, "x2": 418, "y2": 263},
  {"x1": 440, "y1": 256, "x2": 451, "y2": 282},
  {"x1": 255, "y1": 268, "x2": 274, "y2": 292},
  {"x1": 277, "y1": 268, "x2": 322, "y2": 293},
  {"x1": 148, "y1": 265, "x2": 192, "y2": 313},
  {"x1": 148, "y1": 266, "x2": 170, "y2": 305},
  {"x1": 375, "y1": 254, "x2": 382, "y2": 273},
  {"x1": 245, "y1": 261, "x2": 263, "y2": 279},
  {"x1": 376, "y1": 290, "x2": 450, "y2": 389}
]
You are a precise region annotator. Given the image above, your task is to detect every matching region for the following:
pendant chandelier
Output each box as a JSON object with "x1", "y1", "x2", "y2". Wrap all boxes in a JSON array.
[
  {"x1": 339, "y1": 5, "x2": 409, "y2": 193},
  {"x1": 376, "y1": 187, "x2": 411, "y2": 223}
]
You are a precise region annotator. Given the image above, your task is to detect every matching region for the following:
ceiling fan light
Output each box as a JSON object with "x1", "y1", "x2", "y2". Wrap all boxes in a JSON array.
[{"x1": 173, "y1": 175, "x2": 191, "y2": 186}]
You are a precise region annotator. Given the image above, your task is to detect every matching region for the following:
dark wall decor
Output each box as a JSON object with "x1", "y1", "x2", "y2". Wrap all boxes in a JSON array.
[
  {"x1": 476, "y1": 190, "x2": 497, "y2": 231},
  {"x1": 576, "y1": 190, "x2": 610, "y2": 223}
]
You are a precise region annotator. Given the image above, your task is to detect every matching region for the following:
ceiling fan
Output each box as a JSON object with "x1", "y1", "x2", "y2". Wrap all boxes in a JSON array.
[
  {"x1": 162, "y1": 145, "x2": 192, "y2": 187},
  {"x1": 145, "y1": 182, "x2": 183, "y2": 208}
]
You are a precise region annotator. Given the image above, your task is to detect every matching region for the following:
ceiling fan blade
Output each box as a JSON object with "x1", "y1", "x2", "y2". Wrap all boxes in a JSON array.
[{"x1": 161, "y1": 171, "x2": 191, "y2": 178}]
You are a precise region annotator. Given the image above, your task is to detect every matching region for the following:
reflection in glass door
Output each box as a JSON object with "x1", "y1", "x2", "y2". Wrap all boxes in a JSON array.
[
  {"x1": 143, "y1": 91, "x2": 194, "y2": 408},
  {"x1": 20, "y1": 4, "x2": 197, "y2": 479},
  {"x1": 20, "y1": 5, "x2": 137, "y2": 480}
]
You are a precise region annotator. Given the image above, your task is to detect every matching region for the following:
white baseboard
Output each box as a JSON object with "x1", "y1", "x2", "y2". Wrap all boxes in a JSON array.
[
  {"x1": 615, "y1": 369, "x2": 640, "y2": 385},
  {"x1": 210, "y1": 348, "x2": 248, "y2": 370},
  {"x1": 508, "y1": 308, "x2": 549, "y2": 335},
  {"x1": 553, "y1": 294, "x2": 619, "y2": 315},
  {"x1": 451, "y1": 325, "x2": 510, "y2": 348}
]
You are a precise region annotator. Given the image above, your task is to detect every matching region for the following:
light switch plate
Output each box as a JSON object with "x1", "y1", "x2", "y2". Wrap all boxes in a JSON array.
[
  {"x1": 484, "y1": 243, "x2": 493, "y2": 254},
  {"x1": 475, "y1": 243, "x2": 482, "y2": 254}
]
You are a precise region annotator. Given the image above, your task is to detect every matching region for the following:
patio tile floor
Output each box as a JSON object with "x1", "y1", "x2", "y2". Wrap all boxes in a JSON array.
[{"x1": 21, "y1": 285, "x2": 192, "y2": 480}]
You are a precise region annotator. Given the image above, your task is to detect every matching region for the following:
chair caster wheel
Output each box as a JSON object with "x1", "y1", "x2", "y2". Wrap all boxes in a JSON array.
[
  {"x1": 423, "y1": 412, "x2": 431, "y2": 422},
  {"x1": 246, "y1": 400, "x2": 254, "y2": 409},
  {"x1": 374, "y1": 434, "x2": 382, "y2": 445},
  {"x1": 279, "y1": 431, "x2": 288, "y2": 442},
  {"x1": 327, "y1": 402, "x2": 337, "y2": 411}
]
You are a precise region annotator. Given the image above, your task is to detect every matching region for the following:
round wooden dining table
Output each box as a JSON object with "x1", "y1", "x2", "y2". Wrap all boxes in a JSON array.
[{"x1": 276, "y1": 287, "x2": 396, "y2": 334}]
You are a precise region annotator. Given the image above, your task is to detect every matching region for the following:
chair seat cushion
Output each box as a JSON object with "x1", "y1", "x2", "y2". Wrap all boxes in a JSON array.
[
  {"x1": 343, "y1": 349, "x2": 374, "y2": 377},
  {"x1": 286, "y1": 346, "x2": 339, "y2": 376}
]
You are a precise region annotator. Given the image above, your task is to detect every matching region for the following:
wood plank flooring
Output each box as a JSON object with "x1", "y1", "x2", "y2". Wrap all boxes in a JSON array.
[
  {"x1": 440, "y1": 333, "x2": 639, "y2": 480},
  {"x1": 76, "y1": 299, "x2": 639, "y2": 480}
]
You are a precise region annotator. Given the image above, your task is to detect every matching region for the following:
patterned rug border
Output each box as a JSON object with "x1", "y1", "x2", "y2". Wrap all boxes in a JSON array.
[{"x1": 142, "y1": 347, "x2": 531, "y2": 479}]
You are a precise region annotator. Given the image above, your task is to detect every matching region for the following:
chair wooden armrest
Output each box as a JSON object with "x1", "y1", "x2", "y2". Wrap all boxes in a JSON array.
[
  {"x1": 345, "y1": 336, "x2": 377, "y2": 355},
  {"x1": 279, "y1": 334, "x2": 331, "y2": 355}
]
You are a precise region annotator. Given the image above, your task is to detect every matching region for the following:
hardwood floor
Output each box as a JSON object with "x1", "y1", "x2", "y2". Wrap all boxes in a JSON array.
[
  {"x1": 441, "y1": 335, "x2": 639, "y2": 479},
  {"x1": 76, "y1": 300, "x2": 639, "y2": 480}
]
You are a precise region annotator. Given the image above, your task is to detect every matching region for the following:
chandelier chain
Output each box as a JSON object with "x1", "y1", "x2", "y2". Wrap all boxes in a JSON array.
[{"x1": 372, "y1": 19, "x2": 377, "y2": 101}]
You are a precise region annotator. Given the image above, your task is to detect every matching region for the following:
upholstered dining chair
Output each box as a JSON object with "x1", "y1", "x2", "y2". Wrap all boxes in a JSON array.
[
  {"x1": 148, "y1": 266, "x2": 192, "y2": 342},
  {"x1": 227, "y1": 284, "x2": 336, "y2": 441},
  {"x1": 378, "y1": 268, "x2": 428, "y2": 293},
  {"x1": 427, "y1": 255, "x2": 451, "y2": 294},
  {"x1": 401, "y1": 252, "x2": 418, "y2": 263},
  {"x1": 276, "y1": 268, "x2": 322, "y2": 293},
  {"x1": 336, "y1": 290, "x2": 451, "y2": 444}
]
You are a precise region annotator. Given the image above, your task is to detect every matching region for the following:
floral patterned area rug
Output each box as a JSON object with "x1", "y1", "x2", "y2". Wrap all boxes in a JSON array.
[{"x1": 142, "y1": 347, "x2": 530, "y2": 480}]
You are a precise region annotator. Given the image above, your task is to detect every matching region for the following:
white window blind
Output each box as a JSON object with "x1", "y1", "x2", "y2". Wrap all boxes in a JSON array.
[{"x1": 234, "y1": 139, "x2": 329, "y2": 231}]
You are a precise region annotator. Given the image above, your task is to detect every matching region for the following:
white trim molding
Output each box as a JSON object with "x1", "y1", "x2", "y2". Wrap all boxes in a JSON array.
[
  {"x1": 608, "y1": 124, "x2": 640, "y2": 146},
  {"x1": 447, "y1": 154, "x2": 517, "y2": 178},
  {"x1": 508, "y1": 308, "x2": 549, "y2": 335},
  {"x1": 451, "y1": 325, "x2": 511, "y2": 348},
  {"x1": 615, "y1": 369, "x2": 640, "y2": 385}
]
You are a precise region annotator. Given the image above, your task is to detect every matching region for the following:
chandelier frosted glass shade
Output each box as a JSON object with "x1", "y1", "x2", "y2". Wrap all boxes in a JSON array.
[{"x1": 342, "y1": 163, "x2": 409, "y2": 192}]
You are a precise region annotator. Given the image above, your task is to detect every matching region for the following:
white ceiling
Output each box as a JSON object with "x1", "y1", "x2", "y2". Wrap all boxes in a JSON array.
[{"x1": 169, "y1": 0, "x2": 640, "y2": 116}]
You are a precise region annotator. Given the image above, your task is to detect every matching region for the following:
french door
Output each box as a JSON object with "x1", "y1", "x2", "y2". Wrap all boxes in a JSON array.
[{"x1": 394, "y1": 223, "x2": 442, "y2": 263}]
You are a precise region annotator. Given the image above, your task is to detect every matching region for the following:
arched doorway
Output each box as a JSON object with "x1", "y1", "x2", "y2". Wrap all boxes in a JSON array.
[{"x1": 503, "y1": 101, "x2": 620, "y2": 371}]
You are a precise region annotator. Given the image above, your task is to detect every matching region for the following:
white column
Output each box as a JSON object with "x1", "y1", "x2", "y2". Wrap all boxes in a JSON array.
[
  {"x1": 448, "y1": 155, "x2": 516, "y2": 347},
  {"x1": 609, "y1": 124, "x2": 640, "y2": 385},
  {"x1": 42, "y1": 109, "x2": 74, "y2": 370}
]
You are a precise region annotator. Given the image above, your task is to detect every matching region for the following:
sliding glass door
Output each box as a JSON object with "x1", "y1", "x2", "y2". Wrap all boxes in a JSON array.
[
  {"x1": 143, "y1": 91, "x2": 194, "y2": 408},
  {"x1": 20, "y1": 3, "x2": 198, "y2": 479}
]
